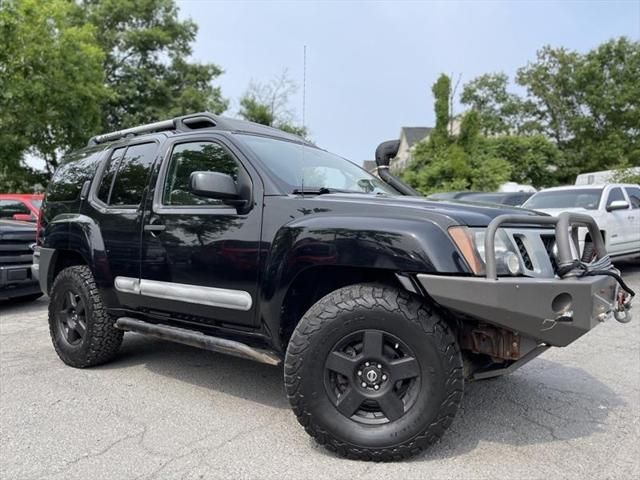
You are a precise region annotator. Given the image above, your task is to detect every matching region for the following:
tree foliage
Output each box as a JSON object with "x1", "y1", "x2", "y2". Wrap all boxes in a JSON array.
[
  {"x1": 462, "y1": 37, "x2": 640, "y2": 184},
  {"x1": 0, "y1": 0, "x2": 108, "y2": 180},
  {"x1": 460, "y1": 73, "x2": 537, "y2": 136},
  {"x1": 78, "y1": 0, "x2": 227, "y2": 131},
  {"x1": 0, "y1": 0, "x2": 228, "y2": 192},
  {"x1": 403, "y1": 78, "x2": 512, "y2": 194},
  {"x1": 238, "y1": 70, "x2": 307, "y2": 137}
]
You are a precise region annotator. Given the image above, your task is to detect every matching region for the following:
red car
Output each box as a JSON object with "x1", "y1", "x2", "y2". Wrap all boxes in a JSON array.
[{"x1": 0, "y1": 194, "x2": 44, "y2": 222}]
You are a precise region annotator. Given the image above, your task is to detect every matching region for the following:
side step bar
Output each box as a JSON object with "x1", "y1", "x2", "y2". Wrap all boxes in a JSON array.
[{"x1": 114, "y1": 317, "x2": 281, "y2": 366}]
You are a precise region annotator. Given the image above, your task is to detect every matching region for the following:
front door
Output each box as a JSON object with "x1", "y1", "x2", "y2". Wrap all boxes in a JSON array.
[
  {"x1": 137, "y1": 136, "x2": 262, "y2": 327},
  {"x1": 604, "y1": 187, "x2": 630, "y2": 255}
]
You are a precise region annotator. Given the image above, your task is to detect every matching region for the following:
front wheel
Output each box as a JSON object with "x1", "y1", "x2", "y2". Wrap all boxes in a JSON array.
[{"x1": 284, "y1": 284, "x2": 463, "y2": 461}]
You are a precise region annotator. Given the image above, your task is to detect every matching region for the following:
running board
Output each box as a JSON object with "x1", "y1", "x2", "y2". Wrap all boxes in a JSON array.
[{"x1": 114, "y1": 317, "x2": 281, "y2": 366}]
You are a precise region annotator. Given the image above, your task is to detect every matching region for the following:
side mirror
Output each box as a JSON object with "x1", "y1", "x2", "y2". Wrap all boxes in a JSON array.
[
  {"x1": 188, "y1": 171, "x2": 247, "y2": 209},
  {"x1": 606, "y1": 199, "x2": 629, "y2": 211},
  {"x1": 12, "y1": 213, "x2": 34, "y2": 222}
]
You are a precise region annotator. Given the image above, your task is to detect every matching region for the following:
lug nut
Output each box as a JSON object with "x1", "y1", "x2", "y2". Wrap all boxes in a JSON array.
[
  {"x1": 377, "y1": 364, "x2": 382, "y2": 369},
  {"x1": 365, "y1": 362, "x2": 370, "y2": 367},
  {"x1": 394, "y1": 343, "x2": 399, "y2": 349},
  {"x1": 374, "y1": 385, "x2": 379, "y2": 390},
  {"x1": 357, "y1": 370, "x2": 362, "y2": 376},
  {"x1": 382, "y1": 374, "x2": 387, "y2": 381},
  {"x1": 361, "y1": 382, "x2": 367, "y2": 387}
]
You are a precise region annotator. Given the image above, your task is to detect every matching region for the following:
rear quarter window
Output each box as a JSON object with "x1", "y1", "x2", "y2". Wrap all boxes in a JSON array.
[{"x1": 47, "y1": 148, "x2": 106, "y2": 202}]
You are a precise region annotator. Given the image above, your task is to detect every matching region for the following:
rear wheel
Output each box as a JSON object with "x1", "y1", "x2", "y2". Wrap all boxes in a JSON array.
[
  {"x1": 48, "y1": 266, "x2": 123, "y2": 368},
  {"x1": 284, "y1": 284, "x2": 463, "y2": 461}
]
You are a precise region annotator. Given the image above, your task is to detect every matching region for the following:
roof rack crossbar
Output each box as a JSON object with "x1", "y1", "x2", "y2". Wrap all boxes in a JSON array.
[{"x1": 87, "y1": 113, "x2": 221, "y2": 146}]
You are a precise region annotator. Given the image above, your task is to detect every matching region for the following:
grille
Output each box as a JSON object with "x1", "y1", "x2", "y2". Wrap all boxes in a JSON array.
[
  {"x1": 513, "y1": 235, "x2": 533, "y2": 270},
  {"x1": 541, "y1": 235, "x2": 558, "y2": 273},
  {"x1": 0, "y1": 231, "x2": 35, "y2": 265}
]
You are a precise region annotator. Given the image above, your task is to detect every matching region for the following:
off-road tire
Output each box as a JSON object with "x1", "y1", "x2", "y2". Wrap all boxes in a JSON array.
[
  {"x1": 284, "y1": 284, "x2": 464, "y2": 461},
  {"x1": 48, "y1": 265, "x2": 123, "y2": 368}
]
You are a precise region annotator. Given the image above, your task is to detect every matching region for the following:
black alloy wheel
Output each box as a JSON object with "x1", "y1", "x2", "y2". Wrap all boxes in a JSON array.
[
  {"x1": 56, "y1": 289, "x2": 88, "y2": 346},
  {"x1": 324, "y1": 330, "x2": 420, "y2": 424}
]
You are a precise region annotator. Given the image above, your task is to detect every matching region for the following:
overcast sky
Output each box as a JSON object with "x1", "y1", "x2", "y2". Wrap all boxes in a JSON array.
[{"x1": 177, "y1": 0, "x2": 639, "y2": 164}]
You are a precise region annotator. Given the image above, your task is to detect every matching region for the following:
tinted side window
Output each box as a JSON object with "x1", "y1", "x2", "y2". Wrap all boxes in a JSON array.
[
  {"x1": 625, "y1": 186, "x2": 640, "y2": 209},
  {"x1": 0, "y1": 200, "x2": 30, "y2": 218},
  {"x1": 162, "y1": 142, "x2": 240, "y2": 206},
  {"x1": 97, "y1": 147, "x2": 126, "y2": 204},
  {"x1": 110, "y1": 143, "x2": 157, "y2": 206},
  {"x1": 47, "y1": 148, "x2": 105, "y2": 202},
  {"x1": 606, "y1": 187, "x2": 625, "y2": 206}
]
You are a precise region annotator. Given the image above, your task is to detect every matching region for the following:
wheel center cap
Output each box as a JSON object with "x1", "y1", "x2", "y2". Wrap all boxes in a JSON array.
[{"x1": 362, "y1": 365, "x2": 383, "y2": 386}]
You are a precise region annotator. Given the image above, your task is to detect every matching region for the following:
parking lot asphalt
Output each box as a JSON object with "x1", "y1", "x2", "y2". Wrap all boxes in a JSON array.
[{"x1": 1, "y1": 262, "x2": 639, "y2": 480}]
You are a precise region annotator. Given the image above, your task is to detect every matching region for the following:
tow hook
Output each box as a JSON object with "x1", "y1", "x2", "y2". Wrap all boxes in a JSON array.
[{"x1": 614, "y1": 290, "x2": 633, "y2": 324}]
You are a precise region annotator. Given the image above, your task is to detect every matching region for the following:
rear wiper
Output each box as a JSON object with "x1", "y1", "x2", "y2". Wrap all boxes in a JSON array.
[{"x1": 292, "y1": 187, "x2": 353, "y2": 195}]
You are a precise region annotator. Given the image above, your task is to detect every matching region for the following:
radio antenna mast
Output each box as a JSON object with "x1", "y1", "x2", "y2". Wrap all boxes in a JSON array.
[
  {"x1": 299, "y1": 45, "x2": 308, "y2": 197},
  {"x1": 302, "y1": 45, "x2": 307, "y2": 134}
]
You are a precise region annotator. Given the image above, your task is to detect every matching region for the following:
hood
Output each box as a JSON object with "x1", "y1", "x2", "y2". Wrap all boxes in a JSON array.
[
  {"x1": 529, "y1": 207, "x2": 599, "y2": 217},
  {"x1": 314, "y1": 193, "x2": 540, "y2": 227}
]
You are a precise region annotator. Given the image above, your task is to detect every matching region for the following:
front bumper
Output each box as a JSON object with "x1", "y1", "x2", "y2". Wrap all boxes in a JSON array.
[
  {"x1": 419, "y1": 211, "x2": 631, "y2": 348},
  {"x1": 417, "y1": 273, "x2": 619, "y2": 347},
  {"x1": 0, "y1": 264, "x2": 41, "y2": 300}
]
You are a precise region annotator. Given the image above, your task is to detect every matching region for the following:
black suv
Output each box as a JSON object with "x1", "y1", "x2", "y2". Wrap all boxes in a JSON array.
[{"x1": 34, "y1": 113, "x2": 633, "y2": 460}]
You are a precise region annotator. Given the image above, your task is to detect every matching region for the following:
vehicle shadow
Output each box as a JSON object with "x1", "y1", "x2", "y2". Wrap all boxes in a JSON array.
[
  {"x1": 101, "y1": 334, "x2": 624, "y2": 459},
  {"x1": 101, "y1": 333, "x2": 289, "y2": 409},
  {"x1": 0, "y1": 295, "x2": 48, "y2": 313}
]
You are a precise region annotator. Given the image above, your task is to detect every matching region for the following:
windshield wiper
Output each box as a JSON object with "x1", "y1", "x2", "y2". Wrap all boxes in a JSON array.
[{"x1": 292, "y1": 187, "x2": 354, "y2": 195}]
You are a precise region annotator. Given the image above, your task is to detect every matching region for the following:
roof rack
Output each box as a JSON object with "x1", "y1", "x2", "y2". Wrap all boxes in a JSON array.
[{"x1": 87, "y1": 112, "x2": 225, "y2": 146}]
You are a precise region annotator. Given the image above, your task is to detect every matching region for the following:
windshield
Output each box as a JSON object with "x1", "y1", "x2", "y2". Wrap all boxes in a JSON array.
[
  {"x1": 236, "y1": 134, "x2": 398, "y2": 195},
  {"x1": 524, "y1": 189, "x2": 602, "y2": 210}
]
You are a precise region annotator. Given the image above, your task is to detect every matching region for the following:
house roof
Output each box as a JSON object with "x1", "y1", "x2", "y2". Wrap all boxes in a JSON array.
[{"x1": 401, "y1": 127, "x2": 432, "y2": 147}]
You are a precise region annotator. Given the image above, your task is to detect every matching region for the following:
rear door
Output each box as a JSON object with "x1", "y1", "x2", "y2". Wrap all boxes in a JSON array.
[
  {"x1": 85, "y1": 141, "x2": 159, "y2": 308},
  {"x1": 135, "y1": 135, "x2": 263, "y2": 327}
]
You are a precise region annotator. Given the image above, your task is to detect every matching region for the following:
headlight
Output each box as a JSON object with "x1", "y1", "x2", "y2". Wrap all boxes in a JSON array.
[{"x1": 449, "y1": 226, "x2": 522, "y2": 276}]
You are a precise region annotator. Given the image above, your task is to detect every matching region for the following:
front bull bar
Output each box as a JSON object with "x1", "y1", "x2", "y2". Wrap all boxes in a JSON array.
[{"x1": 484, "y1": 212, "x2": 607, "y2": 280}]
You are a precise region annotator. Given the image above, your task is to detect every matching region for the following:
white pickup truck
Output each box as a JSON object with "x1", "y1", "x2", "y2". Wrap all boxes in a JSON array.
[{"x1": 523, "y1": 184, "x2": 640, "y2": 259}]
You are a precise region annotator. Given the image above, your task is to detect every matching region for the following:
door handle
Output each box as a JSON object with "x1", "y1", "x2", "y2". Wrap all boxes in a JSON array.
[{"x1": 144, "y1": 224, "x2": 166, "y2": 232}]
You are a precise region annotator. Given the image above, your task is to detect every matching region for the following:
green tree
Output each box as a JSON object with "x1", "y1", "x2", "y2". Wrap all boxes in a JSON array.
[
  {"x1": 431, "y1": 74, "x2": 451, "y2": 145},
  {"x1": 460, "y1": 73, "x2": 538, "y2": 136},
  {"x1": 483, "y1": 135, "x2": 562, "y2": 188},
  {"x1": 516, "y1": 38, "x2": 639, "y2": 180},
  {"x1": 403, "y1": 79, "x2": 511, "y2": 195},
  {"x1": 238, "y1": 70, "x2": 307, "y2": 137},
  {"x1": 79, "y1": 0, "x2": 228, "y2": 131},
  {"x1": 461, "y1": 38, "x2": 639, "y2": 184},
  {"x1": 0, "y1": 0, "x2": 108, "y2": 182}
]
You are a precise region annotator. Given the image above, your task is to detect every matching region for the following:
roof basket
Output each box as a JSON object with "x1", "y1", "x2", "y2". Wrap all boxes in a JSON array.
[{"x1": 87, "y1": 112, "x2": 222, "y2": 146}]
